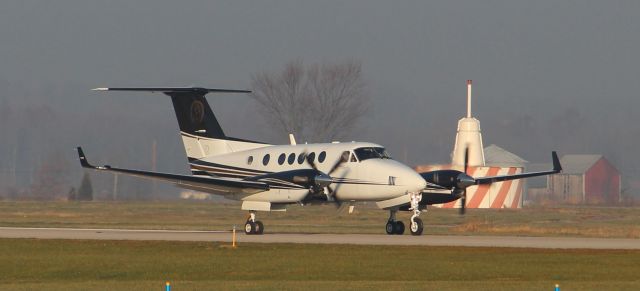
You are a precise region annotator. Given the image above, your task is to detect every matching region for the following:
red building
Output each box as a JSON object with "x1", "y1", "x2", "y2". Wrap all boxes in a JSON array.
[{"x1": 549, "y1": 155, "x2": 621, "y2": 205}]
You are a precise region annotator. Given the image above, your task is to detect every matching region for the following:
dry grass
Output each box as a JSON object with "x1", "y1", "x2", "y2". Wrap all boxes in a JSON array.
[
  {"x1": 1, "y1": 201, "x2": 639, "y2": 238},
  {"x1": 453, "y1": 220, "x2": 640, "y2": 238}
]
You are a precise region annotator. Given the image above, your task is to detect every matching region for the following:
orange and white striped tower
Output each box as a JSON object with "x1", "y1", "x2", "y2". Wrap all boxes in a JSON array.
[
  {"x1": 415, "y1": 80, "x2": 524, "y2": 209},
  {"x1": 452, "y1": 80, "x2": 485, "y2": 167}
]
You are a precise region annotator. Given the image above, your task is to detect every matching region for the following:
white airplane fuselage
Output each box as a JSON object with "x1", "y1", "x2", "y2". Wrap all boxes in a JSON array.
[{"x1": 187, "y1": 140, "x2": 427, "y2": 203}]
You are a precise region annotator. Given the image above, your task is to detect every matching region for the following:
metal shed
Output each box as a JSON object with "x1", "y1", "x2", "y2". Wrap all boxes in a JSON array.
[{"x1": 549, "y1": 155, "x2": 621, "y2": 204}]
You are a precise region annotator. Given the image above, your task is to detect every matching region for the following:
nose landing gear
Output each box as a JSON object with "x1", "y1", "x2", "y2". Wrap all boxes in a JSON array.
[
  {"x1": 408, "y1": 192, "x2": 424, "y2": 236},
  {"x1": 384, "y1": 192, "x2": 424, "y2": 236},
  {"x1": 409, "y1": 192, "x2": 424, "y2": 235}
]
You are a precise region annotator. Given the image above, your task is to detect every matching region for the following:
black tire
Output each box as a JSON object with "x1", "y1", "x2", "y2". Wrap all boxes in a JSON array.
[
  {"x1": 394, "y1": 221, "x2": 405, "y2": 235},
  {"x1": 410, "y1": 218, "x2": 423, "y2": 236},
  {"x1": 385, "y1": 221, "x2": 396, "y2": 235},
  {"x1": 255, "y1": 221, "x2": 264, "y2": 235},
  {"x1": 244, "y1": 221, "x2": 256, "y2": 235}
]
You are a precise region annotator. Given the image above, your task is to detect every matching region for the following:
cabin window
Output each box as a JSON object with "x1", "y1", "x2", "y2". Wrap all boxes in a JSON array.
[
  {"x1": 278, "y1": 153, "x2": 286, "y2": 165},
  {"x1": 262, "y1": 154, "x2": 270, "y2": 166},
  {"x1": 318, "y1": 151, "x2": 327, "y2": 163},
  {"x1": 307, "y1": 152, "x2": 316, "y2": 164},
  {"x1": 350, "y1": 152, "x2": 358, "y2": 162},
  {"x1": 287, "y1": 153, "x2": 295, "y2": 165},
  {"x1": 297, "y1": 153, "x2": 306, "y2": 164},
  {"x1": 247, "y1": 156, "x2": 253, "y2": 165}
]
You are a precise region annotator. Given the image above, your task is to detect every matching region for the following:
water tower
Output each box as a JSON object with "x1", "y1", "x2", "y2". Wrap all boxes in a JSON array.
[{"x1": 451, "y1": 80, "x2": 485, "y2": 167}]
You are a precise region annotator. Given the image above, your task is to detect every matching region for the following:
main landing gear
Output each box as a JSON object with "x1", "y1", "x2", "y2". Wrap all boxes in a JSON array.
[
  {"x1": 244, "y1": 211, "x2": 264, "y2": 235},
  {"x1": 385, "y1": 192, "x2": 424, "y2": 236},
  {"x1": 385, "y1": 210, "x2": 405, "y2": 235}
]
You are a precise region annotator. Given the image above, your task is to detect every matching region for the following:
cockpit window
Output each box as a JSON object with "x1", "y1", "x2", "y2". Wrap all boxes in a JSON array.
[{"x1": 354, "y1": 147, "x2": 392, "y2": 161}]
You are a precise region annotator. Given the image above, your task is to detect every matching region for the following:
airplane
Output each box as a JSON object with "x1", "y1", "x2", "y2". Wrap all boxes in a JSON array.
[{"x1": 76, "y1": 86, "x2": 562, "y2": 236}]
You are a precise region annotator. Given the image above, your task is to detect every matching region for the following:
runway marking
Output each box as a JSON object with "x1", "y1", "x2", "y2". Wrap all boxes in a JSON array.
[{"x1": 1, "y1": 227, "x2": 638, "y2": 249}]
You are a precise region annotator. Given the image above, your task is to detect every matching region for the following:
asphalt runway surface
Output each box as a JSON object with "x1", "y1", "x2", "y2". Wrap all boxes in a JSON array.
[{"x1": 1, "y1": 227, "x2": 638, "y2": 249}]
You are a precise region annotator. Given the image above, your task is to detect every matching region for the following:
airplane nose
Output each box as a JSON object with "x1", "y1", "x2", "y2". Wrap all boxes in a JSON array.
[{"x1": 407, "y1": 169, "x2": 427, "y2": 192}]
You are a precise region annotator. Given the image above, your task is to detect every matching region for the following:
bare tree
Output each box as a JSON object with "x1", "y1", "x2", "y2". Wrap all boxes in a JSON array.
[
  {"x1": 77, "y1": 172, "x2": 94, "y2": 201},
  {"x1": 30, "y1": 150, "x2": 70, "y2": 200},
  {"x1": 250, "y1": 60, "x2": 370, "y2": 142}
]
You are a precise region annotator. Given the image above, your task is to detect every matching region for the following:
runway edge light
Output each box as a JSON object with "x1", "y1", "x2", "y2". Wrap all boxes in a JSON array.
[{"x1": 232, "y1": 225, "x2": 237, "y2": 248}]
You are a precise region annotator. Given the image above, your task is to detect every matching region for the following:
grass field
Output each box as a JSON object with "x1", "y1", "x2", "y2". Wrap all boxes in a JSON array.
[
  {"x1": 1, "y1": 238, "x2": 639, "y2": 290},
  {"x1": 1, "y1": 201, "x2": 639, "y2": 238}
]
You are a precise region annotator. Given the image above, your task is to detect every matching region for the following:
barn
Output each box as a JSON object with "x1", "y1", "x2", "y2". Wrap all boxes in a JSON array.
[{"x1": 548, "y1": 155, "x2": 621, "y2": 205}]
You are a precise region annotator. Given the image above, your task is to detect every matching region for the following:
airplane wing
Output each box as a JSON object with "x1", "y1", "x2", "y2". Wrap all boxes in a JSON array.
[
  {"x1": 76, "y1": 147, "x2": 268, "y2": 195},
  {"x1": 417, "y1": 152, "x2": 562, "y2": 207},
  {"x1": 474, "y1": 151, "x2": 562, "y2": 185}
]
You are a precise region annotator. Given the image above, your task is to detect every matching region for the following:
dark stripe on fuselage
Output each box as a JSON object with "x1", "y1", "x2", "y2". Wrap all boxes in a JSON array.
[
  {"x1": 191, "y1": 170, "x2": 212, "y2": 176},
  {"x1": 188, "y1": 158, "x2": 271, "y2": 175},
  {"x1": 190, "y1": 164, "x2": 256, "y2": 177},
  {"x1": 189, "y1": 158, "x2": 390, "y2": 187}
]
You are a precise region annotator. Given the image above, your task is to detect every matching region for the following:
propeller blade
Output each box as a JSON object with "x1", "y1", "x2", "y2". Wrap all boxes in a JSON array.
[
  {"x1": 459, "y1": 189, "x2": 466, "y2": 215},
  {"x1": 326, "y1": 185, "x2": 334, "y2": 194},
  {"x1": 328, "y1": 155, "x2": 348, "y2": 175},
  {"x1": 303, "y1": 151, "x2": 319, "y2": 171},
  {"x1": 325, "y1": 185, "x2": 341, "y2": 209},
  {"x1": 460, "y1": 146, "x2": 470, "y2": 215},
  {"x1": 464, "y1": 147, "x2": 469, "y2": 174}
]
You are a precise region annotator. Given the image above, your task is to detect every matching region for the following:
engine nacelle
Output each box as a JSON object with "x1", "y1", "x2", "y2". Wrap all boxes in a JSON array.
[
  {"x1": 420, "y1": 170, "x2": 463, "y2": 189},
  {"x1": 420, "y1": 169, "x2": 475, "y2": 189},
  {"x1": 246, "y1": 169, "x2": 331, "y2": 189}
]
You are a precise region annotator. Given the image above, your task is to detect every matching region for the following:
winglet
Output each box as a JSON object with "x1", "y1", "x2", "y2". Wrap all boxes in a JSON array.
[
  {"x1": 552, "y1": 151, "x2": 562, "y2": 173},
  {"x1": 76, "y1": 147, "x2": 93, "y2": 168}
]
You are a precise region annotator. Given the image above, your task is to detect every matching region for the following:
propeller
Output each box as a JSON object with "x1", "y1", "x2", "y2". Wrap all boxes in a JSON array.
[
  {"x1": 459, "y1": 148, "x2": 469, "y2": 215},
  {"x1": 457, "y1": 147, "x2": 477, "y2": 215},
  {"x1": 301, "y1": 151, "x2": 348, "y2": 207}
]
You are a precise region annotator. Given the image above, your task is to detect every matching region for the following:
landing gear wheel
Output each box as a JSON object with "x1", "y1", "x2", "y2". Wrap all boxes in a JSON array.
[
  {"x1": 385, "y1": 221, "x2": 396, "y2": 235},
  {"x1": 255, "y1": 221, "x2": 264, "y2": 235},
  {"x1": 410, "y1": 218, "x2": 423, "y2": 236},
  {"x1": 244, "y1": 221, "x2": 256, "y2": 235},
  {"x1": 394, "y1": 221, "x2": 405, "y2": 235}
]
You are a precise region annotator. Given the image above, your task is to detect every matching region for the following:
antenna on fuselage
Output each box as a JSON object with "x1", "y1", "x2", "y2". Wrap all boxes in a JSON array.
[{"x1": 289, "y1": 134, "x2": 297, "y2": 145}]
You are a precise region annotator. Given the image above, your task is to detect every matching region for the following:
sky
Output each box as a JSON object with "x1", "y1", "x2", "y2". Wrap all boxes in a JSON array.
[{"x1": 1, "y1": 1, "x2": 639, "y2": 197}]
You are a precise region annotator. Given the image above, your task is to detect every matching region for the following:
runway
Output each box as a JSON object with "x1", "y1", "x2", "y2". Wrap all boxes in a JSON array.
[{"x1": 1, "y1": 227, "x2": 638, "y2": 249}]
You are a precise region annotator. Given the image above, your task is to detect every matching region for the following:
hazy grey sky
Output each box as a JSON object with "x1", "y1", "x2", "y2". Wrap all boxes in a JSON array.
[{"x1": 2, "y1": 1, "x2": 640, "y2": 191}]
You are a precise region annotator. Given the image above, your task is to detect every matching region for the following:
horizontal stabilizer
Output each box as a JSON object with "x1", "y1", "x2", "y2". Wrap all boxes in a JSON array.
[
  {"x1": 92, "y1": 87, "x2": 250, "y2": 94},
  {"x1": 91, "y1": 85, "x2": 262, "y2": 143}
]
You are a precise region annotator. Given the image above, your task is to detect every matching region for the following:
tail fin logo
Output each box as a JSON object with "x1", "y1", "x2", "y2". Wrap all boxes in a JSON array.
[{"x1": 190, "y1": 100, "x2": 205, "y2": 124}]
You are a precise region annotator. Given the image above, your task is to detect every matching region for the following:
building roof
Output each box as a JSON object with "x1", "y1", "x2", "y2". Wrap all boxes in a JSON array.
[
  {"x1": 484, "y1": 144, "x2": 527, "y2": 167},
  {"x1": 559, "y1": 155, "x2": 603, "y2": 174}
]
